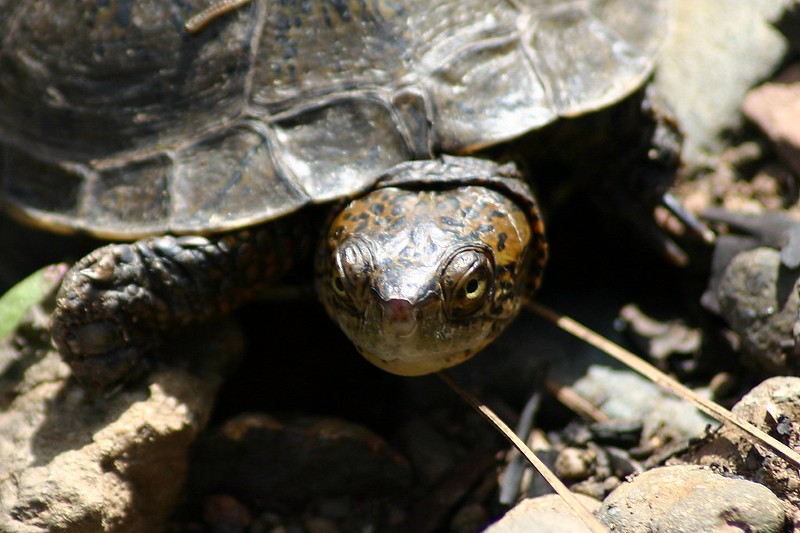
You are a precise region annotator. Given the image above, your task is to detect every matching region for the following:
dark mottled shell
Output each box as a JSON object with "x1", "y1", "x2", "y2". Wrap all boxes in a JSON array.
[{"x1": 0, "y1": 0, "x2": 665, "y2": 238}]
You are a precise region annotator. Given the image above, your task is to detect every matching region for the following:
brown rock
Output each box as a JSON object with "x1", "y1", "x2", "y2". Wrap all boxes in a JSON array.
[
  {"x1": 186, "y1": 413, "x2": 412, "y2": 508},
  {"x1": 485, "y1": 493, "x2": 601, "y2": 533},
  {"x1": 554, "y1": 447, "x2": 596, "y2": 482},
  {"x1": 743, "y1": 64, "x2": 800, "y2": 177},
  {"x1": 0, "y1": 310, "x2": 237, "y2": 532},
  {"x1": 682, "y1": 377, "x2": 800, "y2": 527},
  {"x1": 598, "y1": 465, "x2": 785, "y2": 532}
]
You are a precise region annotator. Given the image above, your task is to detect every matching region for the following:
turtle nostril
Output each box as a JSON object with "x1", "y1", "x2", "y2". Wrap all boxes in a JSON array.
[{"x1": 381, "y1": 298, "x2": 419, "y2": 337}]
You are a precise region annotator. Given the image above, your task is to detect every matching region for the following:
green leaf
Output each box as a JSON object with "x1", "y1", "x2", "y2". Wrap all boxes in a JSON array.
[{"x1": 0, "y1": 264, "x2": 67, "y2": 343}]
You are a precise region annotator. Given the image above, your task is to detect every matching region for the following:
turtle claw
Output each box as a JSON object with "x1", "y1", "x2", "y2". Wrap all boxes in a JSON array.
[
  {"x1": 52, "y1": 313, "x2": 151, "y2": 389},
  {"x1": 50, "y1": 243, "x2": 157, "y2": 389},
  {"x1": 64, "y1": 341, "x2": 150, "y2": 392},
  {"x1": 48, "y1": 229, "x2": 294, "y2": 389},
  {"x1": 58, "y1": 321, "x2": 126, "y2": 358}
]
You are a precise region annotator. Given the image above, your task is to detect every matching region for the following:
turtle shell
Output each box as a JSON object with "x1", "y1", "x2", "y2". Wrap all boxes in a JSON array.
[{"x1": 0, "y1": 0, "x2": 665, "y2": 239}]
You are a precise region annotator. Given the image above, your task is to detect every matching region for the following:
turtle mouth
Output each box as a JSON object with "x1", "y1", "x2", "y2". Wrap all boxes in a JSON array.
[
  {"x1": 332, "y1": 289, "x2": 497, "y2": 376},
  {"x1": 352, "y1": 313, "x2": 494, "y2": 376},
  {"x1": 380, "y1": 298, "x2": 420, "y2": 337}
]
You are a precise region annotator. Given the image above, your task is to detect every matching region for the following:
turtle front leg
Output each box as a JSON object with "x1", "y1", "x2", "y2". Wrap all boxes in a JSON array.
[{"x1": 52, "y1": 222, "x2": 309, "y2": 389}]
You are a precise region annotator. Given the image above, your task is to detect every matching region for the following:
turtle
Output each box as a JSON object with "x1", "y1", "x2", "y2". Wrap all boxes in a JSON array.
[{"x1": 0, "y1": 0, "x2": 667, "y2": 388}]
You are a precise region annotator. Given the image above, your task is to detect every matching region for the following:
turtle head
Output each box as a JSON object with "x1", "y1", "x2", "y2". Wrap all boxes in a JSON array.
[{"x1": 315, "y1": 158, "x2": 547, "y2": 376}]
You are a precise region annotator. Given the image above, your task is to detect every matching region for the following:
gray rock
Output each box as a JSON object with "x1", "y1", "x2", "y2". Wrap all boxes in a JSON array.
[
  {"x1": 572, "y1": 366, "x2": 716, "y2": 442},
  {"x1": 716, "y1": 247, "x2": 800, "y2": 373},
  {"x1": 598, "y1": 465, "x2": 786, "y2": 532},
  {"x1": 656, "y1": 0, "x2": 791, "y2": 165},
  {"x1": 485, "y1": 493, "x2": 601, "y2": 533},
  {"x1": 0, "y1": 309, "x2": 236, "y2": 532}
]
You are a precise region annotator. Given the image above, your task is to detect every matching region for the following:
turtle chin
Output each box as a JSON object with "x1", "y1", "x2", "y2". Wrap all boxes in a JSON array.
[
  {"x1": 358, "y1": 344, "x2": 485, "y2": 376},
  {"x1": 344, "y1": 319, "x2": 504, "y2": 376}
]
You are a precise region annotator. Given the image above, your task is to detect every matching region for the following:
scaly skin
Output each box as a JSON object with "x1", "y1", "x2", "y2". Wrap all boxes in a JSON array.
[
  {"x1": 52, "y1": 158, "x2": 545, "y2": 389},
  {"x1": 52, "y1": 214, "x2": 311, "y2": 388},
  {"x1": 316, "y1": 159, "x2": 546, "y2": 375}
]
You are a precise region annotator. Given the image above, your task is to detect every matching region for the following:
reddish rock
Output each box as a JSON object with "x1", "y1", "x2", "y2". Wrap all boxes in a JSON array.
[{"x1": 743, "y1": 64, "x2": 800, "y2": 177}]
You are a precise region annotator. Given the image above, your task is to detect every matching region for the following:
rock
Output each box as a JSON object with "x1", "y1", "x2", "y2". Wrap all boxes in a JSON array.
[
  {"x1": 618, "y1": 304, "x2": 702, "y2": 363},
  {"x1": 775, "y1": 1, "x2": 800, "y2": 53},
  {"x1": 202, "y1": 494, "x2": 253, "y2": 531},
  {"x1": 655, "y1": 0, "x2": 791, "y2": 165},
  {"x1": 0, "y1": 301, "x2": 237, "y2": 532},
  {"x1": 186, "y1": 413, "x2": 412, "y2": 509},
  {"x1": 743, "y1": 64, "x2": 800, "y2": 177},
  {"x1": 716, "y1": 247, "x2": 800, "y2": 373},
  {"x1": 450, "y1": 503, "x2": 489, "y2": 533},
  {"x1": 681, "y1": 377, "x2": 800, "y2": 527},
  {"x1": 571, "y1": 366, "x2": 716, "y2": 443},
  {"x1": 554, "y1": 447, "x2": 596, "y2": 482},
  {"x1": 484, "y1": 493, "x2": 601, "y2": 533},
  {"x1": 598, "y1": 465, "x2": 786, "y2": 532},
  {"x1": 397, "y1": 417, "x2": 459, "y2": 485}
]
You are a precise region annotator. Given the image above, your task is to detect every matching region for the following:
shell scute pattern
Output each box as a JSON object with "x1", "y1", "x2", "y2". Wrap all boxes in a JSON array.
[
  {"x1": 1, "y1": 0, "x2": 663, "y2": 239},
  {"x1": 0, "y1": 0, "x2": 666, "y2": 384}
]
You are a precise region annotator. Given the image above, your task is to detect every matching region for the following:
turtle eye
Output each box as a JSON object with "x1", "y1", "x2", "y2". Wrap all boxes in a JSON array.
[
  {"x1": 462, "y1": 275, "x2": 487, "y2": 300},
  {"x1": 331, "y1": 273, "x2": 347, "y2": 297},
  {"x1": 443, "y1": 248, "x2": 494, "y2": 318},
  {"x1": 332, "y1": 238, "x2": 374, "y2": 307}
]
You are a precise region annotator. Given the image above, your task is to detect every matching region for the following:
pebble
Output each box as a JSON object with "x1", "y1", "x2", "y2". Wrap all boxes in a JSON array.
[
  {"x1": 485, "y1": 493, "x2": 601, "y2": 533},
  {"x1": 682, "y1": 377, "x2": 800, "y2": 527},
  {"x1": 597, "y1": 465, "x2": 786, "y2": 532},
  {"x1": 203, "y1": 494, "x2": 253, "y2": 531},
  {"x1": 554, "y1": 447, "x2": 595, "y2": 482},
  {"x1": 572, "y1": 366, "x2": 716, "y2": 442},
  {"x1": 618, "y1": 304, "x2": 702, "y2": 362},
  {"x1": 743, "y1": 64, "x2": 800, "y2": 177},
  {"x1": 716, "y1": 247, "x2": 800, "y2": 373}
]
